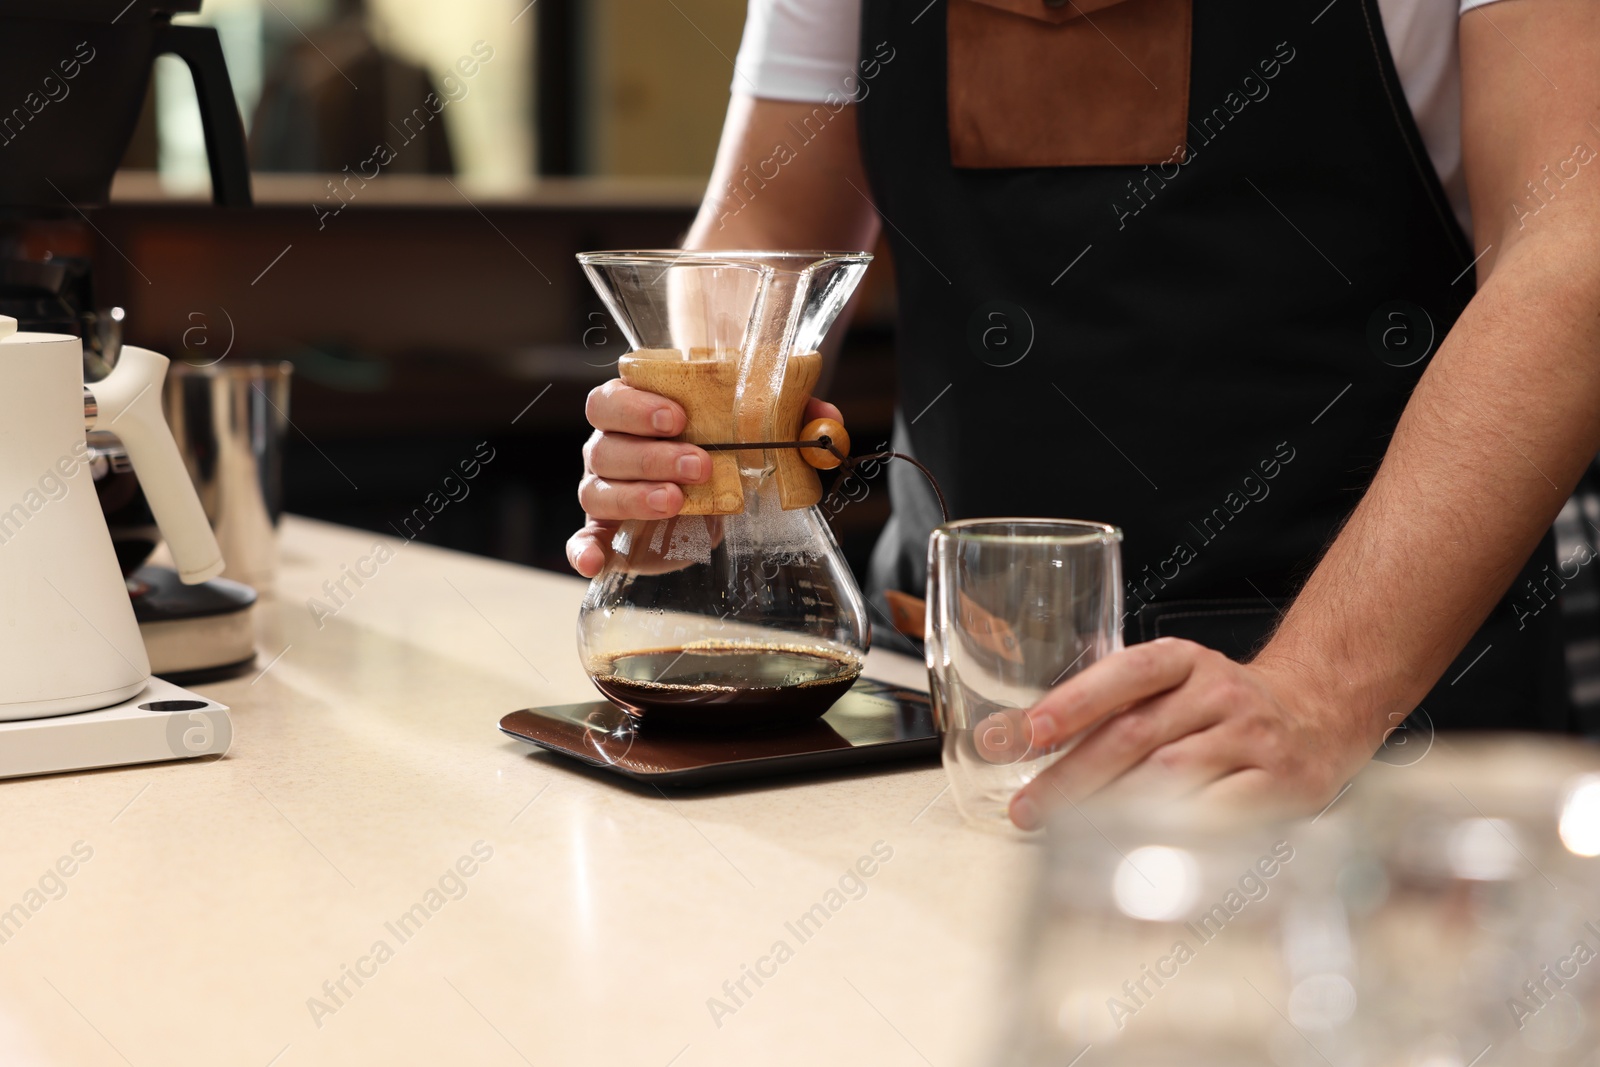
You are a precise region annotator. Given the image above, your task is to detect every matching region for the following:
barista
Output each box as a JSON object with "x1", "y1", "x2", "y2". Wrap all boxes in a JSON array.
[{"x1": 570, "y1": 0, "x2": 1600, "y2": 826}]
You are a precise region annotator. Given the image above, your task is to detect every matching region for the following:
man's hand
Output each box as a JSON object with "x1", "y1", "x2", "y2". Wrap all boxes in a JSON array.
[
  {"x1": 566, "y1": 380, "x2": 842, "y2": 578},
  {"x1": 1006, "y1": 639, "x2": 1370, "y2": 829}
]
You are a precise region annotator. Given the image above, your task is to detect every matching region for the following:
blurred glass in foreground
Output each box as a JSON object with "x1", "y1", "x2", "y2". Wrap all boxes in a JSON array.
[
  {"x1": 992, "y1": 738, "x2": 1600, "y2": 1066},
  {"x1": 994, "y1": 797, "x2": 1355, "y2": 1067}
]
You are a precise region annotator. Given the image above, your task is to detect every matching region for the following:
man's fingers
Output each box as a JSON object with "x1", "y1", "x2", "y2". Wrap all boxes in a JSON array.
[
  {"x1": 1022, "y1": 691, "x2": 1226, "y2": 812},
  {"x1": 588, "y1": 379, "x2": 837, "y2": 441},
  {"x1": 586, "y1": 379, "x2": 687, "y2": 437},
  {"x1": 1196, "y1": 768, "x2": 1280, "y2": 810},
  {"x1": 578, "y1": 475, "x2": 683, "y2": 521},
  {"x1": 1009, "y1": 689, "x2": 1226, "y2": 828},
  {"x1": 584, "y1": 432, "x2": 708, "y2": 483},
  {"x1": 804, "y1": 396, "x2": 843, "y2": 423},
  {"x1": 1096, "y1": 727, "x2": 1239, "y2": 805},
  {"x1": 566, "y1": 519, "x2": 619, "y2": 578},
  {"x1": 1199, "y1": 764, "x2": 1333, "y2": 817},
  {"x1": 1025, "y1": 638, "x2": 1199, "y2": 748}
]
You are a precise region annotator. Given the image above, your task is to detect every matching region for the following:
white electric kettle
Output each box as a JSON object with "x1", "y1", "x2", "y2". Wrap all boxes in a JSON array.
[{"x1": 0, "y1": 314, "x2": 223, "y2": 720}]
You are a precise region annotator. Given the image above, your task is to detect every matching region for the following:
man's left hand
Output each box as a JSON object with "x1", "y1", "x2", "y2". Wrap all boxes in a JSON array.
[{"x1": 1006, "y1": 638, "x2": 1373, "y2": 829}]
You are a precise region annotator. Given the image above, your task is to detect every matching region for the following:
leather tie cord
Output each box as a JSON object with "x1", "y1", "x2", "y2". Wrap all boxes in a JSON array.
[{"x1": 700, "y1": 437, "x2": 951, "y2": 523}]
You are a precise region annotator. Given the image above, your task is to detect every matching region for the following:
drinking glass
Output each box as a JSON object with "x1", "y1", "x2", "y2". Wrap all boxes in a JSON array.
[
  {"x1": 926, "y1": 518, "x2": 1122, "y2": 828},
  {"x1": 988, "y1": 737, "x2": 1600, "y2": 1066},
  {"x1": 993, "y1": 798, "x2": 1359, "y2": 1067},
  {"x1": 1339, "y1": 741, "x2": 1600, "y2": 1066}
]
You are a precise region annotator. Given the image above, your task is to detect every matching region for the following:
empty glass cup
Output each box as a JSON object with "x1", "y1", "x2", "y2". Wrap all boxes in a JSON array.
[{"x1": 926, "y1": 518, "x2": 1123, "y2": 828}]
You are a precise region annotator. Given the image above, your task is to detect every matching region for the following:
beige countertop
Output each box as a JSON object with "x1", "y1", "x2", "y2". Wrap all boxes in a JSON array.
[{"x1": 0, "y1": 516, "x2": 1031, "y2": 1067}]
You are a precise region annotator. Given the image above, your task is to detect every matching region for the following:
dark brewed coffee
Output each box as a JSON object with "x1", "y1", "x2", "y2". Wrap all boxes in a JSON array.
[{"x1": 589, "y1": 642, "x2": 862, "y2": 728}]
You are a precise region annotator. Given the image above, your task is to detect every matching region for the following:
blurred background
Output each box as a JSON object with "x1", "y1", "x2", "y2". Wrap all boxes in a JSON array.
[{"x1": 69, "y1": 0, "x2": 898, "y2": 577}]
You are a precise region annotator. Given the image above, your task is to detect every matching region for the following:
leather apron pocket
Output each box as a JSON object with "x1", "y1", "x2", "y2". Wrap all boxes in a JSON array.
[
  {"x1": 1132, "y1": 598, "x2": 1285, "y2": 662},
  {"x1": 947, "y1": 0, "x2": 1192, "y2": 168}
]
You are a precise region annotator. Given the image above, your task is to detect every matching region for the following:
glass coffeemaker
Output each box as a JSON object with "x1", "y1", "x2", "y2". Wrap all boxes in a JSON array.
[{"x1": 576, "y1": 250, "x2": 874, "y2": 729}]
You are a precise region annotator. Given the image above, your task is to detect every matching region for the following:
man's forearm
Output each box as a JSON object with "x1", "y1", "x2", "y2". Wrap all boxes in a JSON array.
[
  {"x1": 1259, "y1": 230, "x2": 1600, "y2": 744},
  {"x1": 1262, "y1": 0, "x2": 1600, "y2": 747},
  {"x1": 681, "y1": 94, "x2": 882, "y2": 388},
  {"x1": 684, "y1": 94, "x2": 880, "y2": 253}
]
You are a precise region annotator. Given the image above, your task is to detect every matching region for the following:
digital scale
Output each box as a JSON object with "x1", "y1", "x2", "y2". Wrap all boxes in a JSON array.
[
  {"x1": 501, "y1": 677, "x2": 936, "y2": 787},
  {"x1": 0, "y1": 676, "x2": 232, "y2": 781}
]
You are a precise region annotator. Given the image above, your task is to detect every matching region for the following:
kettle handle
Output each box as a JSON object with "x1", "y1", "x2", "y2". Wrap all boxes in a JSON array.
[
  {"x1": 89, "y1": 347, "x2": 225, "y2": 585},
  {"x1": 152, "y1": 24, "x2": 254, "y2": 209}
]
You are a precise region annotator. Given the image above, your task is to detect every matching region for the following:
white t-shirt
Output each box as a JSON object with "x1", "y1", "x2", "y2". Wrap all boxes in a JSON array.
[{"x1": 732, "y1": 0, "x2": 1508, "y2": 240}]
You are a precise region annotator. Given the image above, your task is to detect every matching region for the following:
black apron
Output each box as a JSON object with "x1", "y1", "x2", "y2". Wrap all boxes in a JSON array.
[{"x1": 857, "y1": 0, "x2": 1574, "y2": 732}]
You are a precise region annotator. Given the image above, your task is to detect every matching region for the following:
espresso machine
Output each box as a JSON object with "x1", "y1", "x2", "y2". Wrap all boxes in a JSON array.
[{"x1": 0, "y1": 0, "x2": 255, "y2": 777}]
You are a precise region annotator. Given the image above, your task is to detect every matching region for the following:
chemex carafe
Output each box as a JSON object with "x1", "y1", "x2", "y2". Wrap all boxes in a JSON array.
[
  {"x1": 576, "y1": 251, "x2": 874, "y2": 729},
  {"x1": 0, "y1": 315, "x2": 223, "y2": 719}
]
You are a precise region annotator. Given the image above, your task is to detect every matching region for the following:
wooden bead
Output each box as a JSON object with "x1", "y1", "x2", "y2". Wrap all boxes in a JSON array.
[{"x1": 799, "y1": 417, "x2": 850, "y2": 469}]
